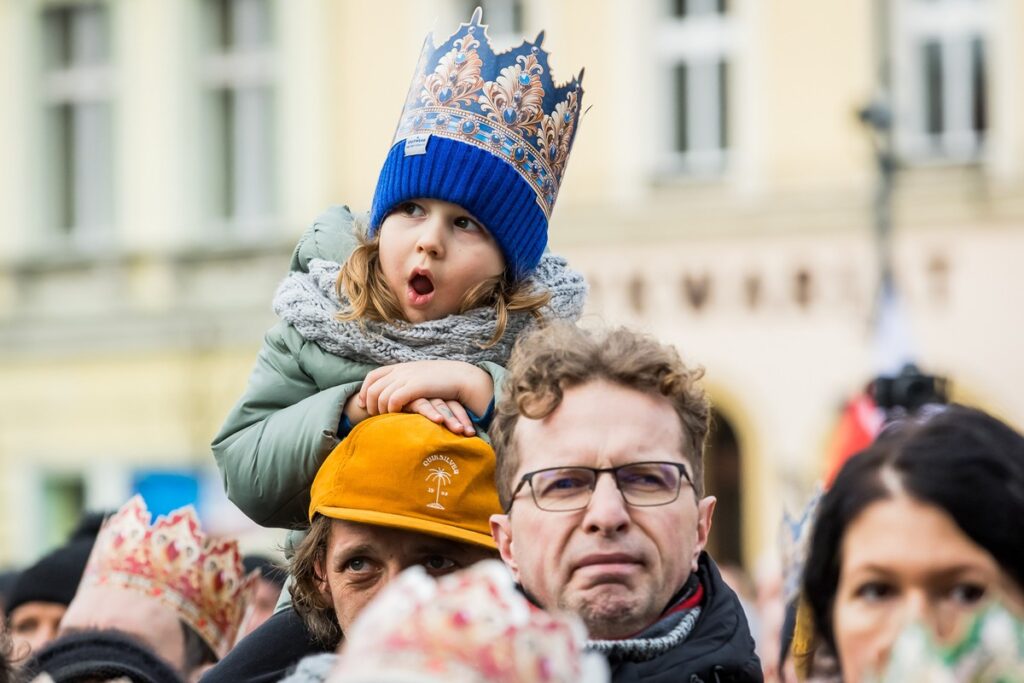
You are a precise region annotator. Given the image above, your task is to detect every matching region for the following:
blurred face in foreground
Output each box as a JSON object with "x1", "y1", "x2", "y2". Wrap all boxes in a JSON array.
[
  {"x1": 833, "y1": 495, "x2": 1024, "y2": 682},
  {"x1": 318, "y1": 519, "x2": 495, "y2": 633},
  {"x1": 491, "y1": 380, "x2": 716, "y2": 639},
  {"x1": 59, "y1": 584, "x2": 186, "y2": 671}
]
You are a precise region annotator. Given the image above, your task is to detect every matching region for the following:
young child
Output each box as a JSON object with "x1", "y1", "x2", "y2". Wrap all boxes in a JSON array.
[{"x1": 212, "y1": 9, "x2": 587, "y2": 531}]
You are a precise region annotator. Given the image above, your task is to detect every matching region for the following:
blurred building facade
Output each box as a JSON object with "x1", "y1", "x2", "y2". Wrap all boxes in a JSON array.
[{"x1": 2, "y1": 0, "x2": 1023, "y2": 567}]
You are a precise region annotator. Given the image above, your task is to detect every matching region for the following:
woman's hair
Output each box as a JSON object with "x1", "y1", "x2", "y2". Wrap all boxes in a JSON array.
[
  {"x1": 0, "y1": 626, "x2": 13, "y2": 683},
  {"x1": 288, "y1": 515, "x2": 341, "y2": 649},
  {"x1": 803, "y1": 404, "x2": 1024, "y2": 656},
  {"x1": 336, "y1": 217, "x2": 550, "y2": 347}
]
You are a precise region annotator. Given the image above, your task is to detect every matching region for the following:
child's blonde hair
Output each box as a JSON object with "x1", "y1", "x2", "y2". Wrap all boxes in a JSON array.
[{"x1": 336, "y1": 220, "x2": 550, "y2": 348}]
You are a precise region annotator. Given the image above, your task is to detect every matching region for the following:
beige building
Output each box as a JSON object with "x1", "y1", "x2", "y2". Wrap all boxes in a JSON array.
[{"x1": 1, "y1": 0, "x2": 1022, "y2": 568}]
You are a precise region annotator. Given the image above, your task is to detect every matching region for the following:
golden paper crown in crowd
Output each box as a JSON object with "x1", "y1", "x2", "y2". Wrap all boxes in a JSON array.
[{"x1": 80, "y1": 495, "x2": 257, "y2": 659}]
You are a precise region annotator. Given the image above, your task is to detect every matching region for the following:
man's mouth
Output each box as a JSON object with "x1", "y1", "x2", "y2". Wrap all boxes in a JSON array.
[{"x1": 572, "y1": 553, "x2": 644, "y2": 578}]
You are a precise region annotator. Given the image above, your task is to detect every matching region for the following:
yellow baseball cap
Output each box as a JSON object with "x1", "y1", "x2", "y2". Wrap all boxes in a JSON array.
[{"x1": 309, "y1": 413, "x2": 501, "y2": 549}]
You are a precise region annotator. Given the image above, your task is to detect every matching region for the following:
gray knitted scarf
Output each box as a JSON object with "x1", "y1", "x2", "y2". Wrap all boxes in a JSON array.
[
  {"x1": 273, "y1": 254, "x2": 587, "y2": 366},
  {"x1": 586, "y1": 606, "x2": 703, "y2": 663}
]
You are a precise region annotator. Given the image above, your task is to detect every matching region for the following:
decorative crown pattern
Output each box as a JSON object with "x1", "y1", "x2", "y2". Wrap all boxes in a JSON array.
[
  {"x1": 332, "y1": 561, "x2": 606, "y2": 683},
  {"x1": 393, "y1": 7, "x2": 584, "y2": 218},
  {"x1": 79, "y1": 495, "x2": 257, "y2": 659}
]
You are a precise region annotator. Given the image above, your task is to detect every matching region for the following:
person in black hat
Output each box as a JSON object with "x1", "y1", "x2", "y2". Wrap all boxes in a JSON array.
[
  {"x1": 5, "y1": 513, "x2": 103, "y2": 660},
  {"x1": 236, "y1": 555, "x2": 286, "y2": 640},
  {"x1": 21, "y1": 629, "x2": 184, "y2": 683}
]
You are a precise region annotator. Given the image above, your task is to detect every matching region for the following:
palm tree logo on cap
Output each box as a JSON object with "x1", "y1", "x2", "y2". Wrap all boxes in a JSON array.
[{"x1": 423, "y1": 454, "x2": 460, "y2": 510}]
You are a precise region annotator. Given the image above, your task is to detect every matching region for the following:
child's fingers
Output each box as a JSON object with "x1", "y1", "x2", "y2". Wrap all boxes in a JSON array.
[
  {"x1": 439, "y1": 400, "x2": 474, "y2": 436},
  {"x1": 376, "y1": 381, "x2": 402, "y2": 415},
  {"x1": 407, "y1": 398, "x2": 445, "y2": 425},
  {"x1": 386, "y1": 384, "x2": 421, "y2": 414},
  {"x1": 360, "y1": 366, "x2": 393, "y2": 407}
]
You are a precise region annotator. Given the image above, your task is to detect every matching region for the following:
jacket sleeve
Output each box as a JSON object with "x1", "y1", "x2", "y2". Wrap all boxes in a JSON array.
[
  {"x1": 290, "y1": 205, "x2": 361, "y2": 273},
  {"x1": 211, "y1": 322, "x2": 363, "y2": 529},
  {"x1": 479, "y1": 361, "x2": 507, "y2": 407},
  {"x1": 212, "y1": 206, "x2": 366, "y2": 528}
]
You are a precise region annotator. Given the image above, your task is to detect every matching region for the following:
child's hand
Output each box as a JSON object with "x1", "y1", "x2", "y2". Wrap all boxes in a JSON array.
[
  {"x1": 343, "y1": 392, "x2": 372, "y2": 428},
  {"x1": 406, "y1": 397, "x2": 475, "y2": 436},
  {"x1": 358, "y1": 361, "x2": 493, "y2": 431}
]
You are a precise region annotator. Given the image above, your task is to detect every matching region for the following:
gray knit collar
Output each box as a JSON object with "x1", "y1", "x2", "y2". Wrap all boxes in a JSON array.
[
  {"x1": 273, "y1": 253, "x2": 587, "y2": 366},
  {"x1": 586, "y1": 606, "x2": 703, "y2": 663}
]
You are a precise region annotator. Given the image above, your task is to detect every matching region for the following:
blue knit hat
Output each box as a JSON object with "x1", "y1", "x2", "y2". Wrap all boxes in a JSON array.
[{"x1": 369, "y1": 9, "x2": 584, "y2": 280}]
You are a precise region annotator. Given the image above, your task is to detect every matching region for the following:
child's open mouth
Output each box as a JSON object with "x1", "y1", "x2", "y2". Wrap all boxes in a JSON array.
[
  {"x1": 409, "y1": 273, "x2": 434, "y2": 295},
  {"x1": 407, "y1": 271, "x2": 435, "y2": 307}
]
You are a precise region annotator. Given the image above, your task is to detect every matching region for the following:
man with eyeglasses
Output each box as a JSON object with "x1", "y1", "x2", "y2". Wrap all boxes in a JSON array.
[{"x1": 489, "y1": 322, "x2": 762, "y2": 682}]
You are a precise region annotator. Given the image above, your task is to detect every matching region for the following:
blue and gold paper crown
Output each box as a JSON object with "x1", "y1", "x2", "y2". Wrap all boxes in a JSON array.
[{"x1": 369, "y1": 8, "x2": 585, "y2": 279}]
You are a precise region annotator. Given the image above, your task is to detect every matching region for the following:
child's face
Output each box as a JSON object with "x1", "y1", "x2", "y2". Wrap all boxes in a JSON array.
[{"x1": 378, "y1": 198, "x2": 505, "y2": 322}]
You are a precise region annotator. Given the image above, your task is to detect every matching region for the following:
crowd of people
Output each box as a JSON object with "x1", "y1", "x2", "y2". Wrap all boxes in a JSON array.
[{"x1": 3, "y1": 8, "x2": 1022, "y2": 683}]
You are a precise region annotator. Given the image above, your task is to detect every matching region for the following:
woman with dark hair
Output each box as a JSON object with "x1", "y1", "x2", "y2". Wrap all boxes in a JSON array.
[{"x1": 801, "y1": 404, "x2": 1024, "y2": 682}]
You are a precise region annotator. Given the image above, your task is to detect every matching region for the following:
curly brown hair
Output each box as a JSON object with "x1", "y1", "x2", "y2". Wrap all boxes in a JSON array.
[
  {"x1": 288, "y1": 515, "x2": 341, "y2": 649},
  {"x1": 490, "y1": 322, "x2": 711, "y2": 508},
  {"x1": 336, "y1": 216, "x2": 550, "y2": 347}
]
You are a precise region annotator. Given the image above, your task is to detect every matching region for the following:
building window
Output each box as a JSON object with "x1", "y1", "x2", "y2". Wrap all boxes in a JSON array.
[
  {"x1": 202, "y1": 0, "x2": 276, "y2": 232},
  {"x1": 657, "y1": 0, "x2": 734, "y2": 176},
  {"x1": 892, "y1": 0, "x2": 992, "y2": 162},
  {"x1": 41, "y1": 4, "x2": 114, "y2": 246},
  {"x1": 40, "y1": 473, "x2": 85, "y2": 551}
]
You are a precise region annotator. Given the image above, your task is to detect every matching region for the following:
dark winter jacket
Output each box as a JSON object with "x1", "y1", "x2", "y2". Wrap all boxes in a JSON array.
[{"x1": 600, "y1": 553, "x2": 763, "y2": 683}]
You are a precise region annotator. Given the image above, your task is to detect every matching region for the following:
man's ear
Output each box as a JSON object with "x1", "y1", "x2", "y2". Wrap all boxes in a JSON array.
[
  {"x1": 692, "y1": 496, "x2": 717, "y2": 572},
  {"x1": 489, "y1": 513, "x2": 520, "y2": 581}
]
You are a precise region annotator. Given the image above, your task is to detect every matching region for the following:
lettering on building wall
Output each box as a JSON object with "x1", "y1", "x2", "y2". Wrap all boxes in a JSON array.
[
  {"x1": 681, "y1": 273, "x2": 712, "y2": 311},
  {"x1": 591, "y1": 252, "x2": 951, "y2": 316}
]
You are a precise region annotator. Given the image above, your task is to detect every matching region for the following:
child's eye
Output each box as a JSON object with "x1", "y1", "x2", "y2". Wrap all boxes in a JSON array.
[
  {"x1": 399, "y1": 202, "x2": 425, "y2": 217},
  {"x1": 453, "y1": 216, "x2": 483, "y2": 232}
]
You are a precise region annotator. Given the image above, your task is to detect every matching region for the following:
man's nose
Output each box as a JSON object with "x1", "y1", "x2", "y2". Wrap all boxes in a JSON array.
[{"x1": 581, "y1": 473, "x2": 631, "y2": 535}]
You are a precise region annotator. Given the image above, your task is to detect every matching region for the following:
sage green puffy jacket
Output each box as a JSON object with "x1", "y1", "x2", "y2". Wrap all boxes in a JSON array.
[{"x1": 211, "y1": 206, "x2": 505, "y2": 529}]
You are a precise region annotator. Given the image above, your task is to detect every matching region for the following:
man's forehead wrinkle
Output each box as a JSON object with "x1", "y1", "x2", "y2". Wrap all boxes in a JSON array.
[{"x1": 518, "y1": 396, "x2": 684, "y2": 464}]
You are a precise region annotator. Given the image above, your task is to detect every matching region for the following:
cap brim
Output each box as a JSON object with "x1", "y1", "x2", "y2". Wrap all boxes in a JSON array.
[{"x1": 314, "y1": 506, "x2": 497, "y2": 550}]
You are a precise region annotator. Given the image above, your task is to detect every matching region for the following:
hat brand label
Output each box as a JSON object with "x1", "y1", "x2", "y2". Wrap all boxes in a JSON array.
[
  {"x1": 423, "y1": 454, "x2": 459, "y2": 510},
  {"x1": 404, "y1": 133, "x2": 430, "y2": 157}
]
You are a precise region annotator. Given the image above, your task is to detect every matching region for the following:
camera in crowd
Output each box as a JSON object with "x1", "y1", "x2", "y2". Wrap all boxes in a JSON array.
[{"x1": 872, "y1": 363, "x2": 949, "y2": 413}]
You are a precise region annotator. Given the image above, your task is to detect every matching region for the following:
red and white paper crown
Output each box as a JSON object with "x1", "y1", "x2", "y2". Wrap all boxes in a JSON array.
[
  {"x1": 331, "y1": 560, "x2": 607, "y2": 683},
  {"x1": 79, "y1": 495, "x2": 257, "y2": 659}
]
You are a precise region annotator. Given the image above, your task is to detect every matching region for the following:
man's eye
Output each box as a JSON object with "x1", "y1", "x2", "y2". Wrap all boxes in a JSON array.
[
  {"x1": 544, "y1": 477, "x2": 588, "y2": 493},
  {"x1": 422, "y1": 556, "x2": 457, "y2": 573},
  {"x1": 343, "y1": 557, "x2": 371, "y2": 573},
  {"x1": 855, "y1": 581, "x2": 894, "y2": 602},
  {"x1": 399, "y1": 202, "x2": 425, "y2": 217},
  {"x1": 948, "y1": 583, "x2": 986, "y2": 605}
]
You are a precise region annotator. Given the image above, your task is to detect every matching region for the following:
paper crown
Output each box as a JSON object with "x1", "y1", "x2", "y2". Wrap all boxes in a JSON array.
[
  {"x1": 369, "y1": 8, "x2": 585, "y2": 279},
  {"x1": 397, "y1": 8, "x2": 583, "y2": 218},
  {"x1": 79, "y1": 495, "x2": 257, "y2": 659},
  {"x1": 331, "y1": 560, "x2": 608, "y2": 683}
]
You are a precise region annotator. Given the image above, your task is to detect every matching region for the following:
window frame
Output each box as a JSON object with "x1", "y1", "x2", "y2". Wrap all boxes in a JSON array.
[
  {"x1": 891, "y1": 0, "x2": 994, "y2": 163},
  {"x1": 655, "y1": 0, "x2": 735, "y2": 177},
  {"x1": 199, "y1": 0, "x2": 278, "y2": 238},
  {"x1": 40, "y1": 2, "x2": 116, "y2": 251}
]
